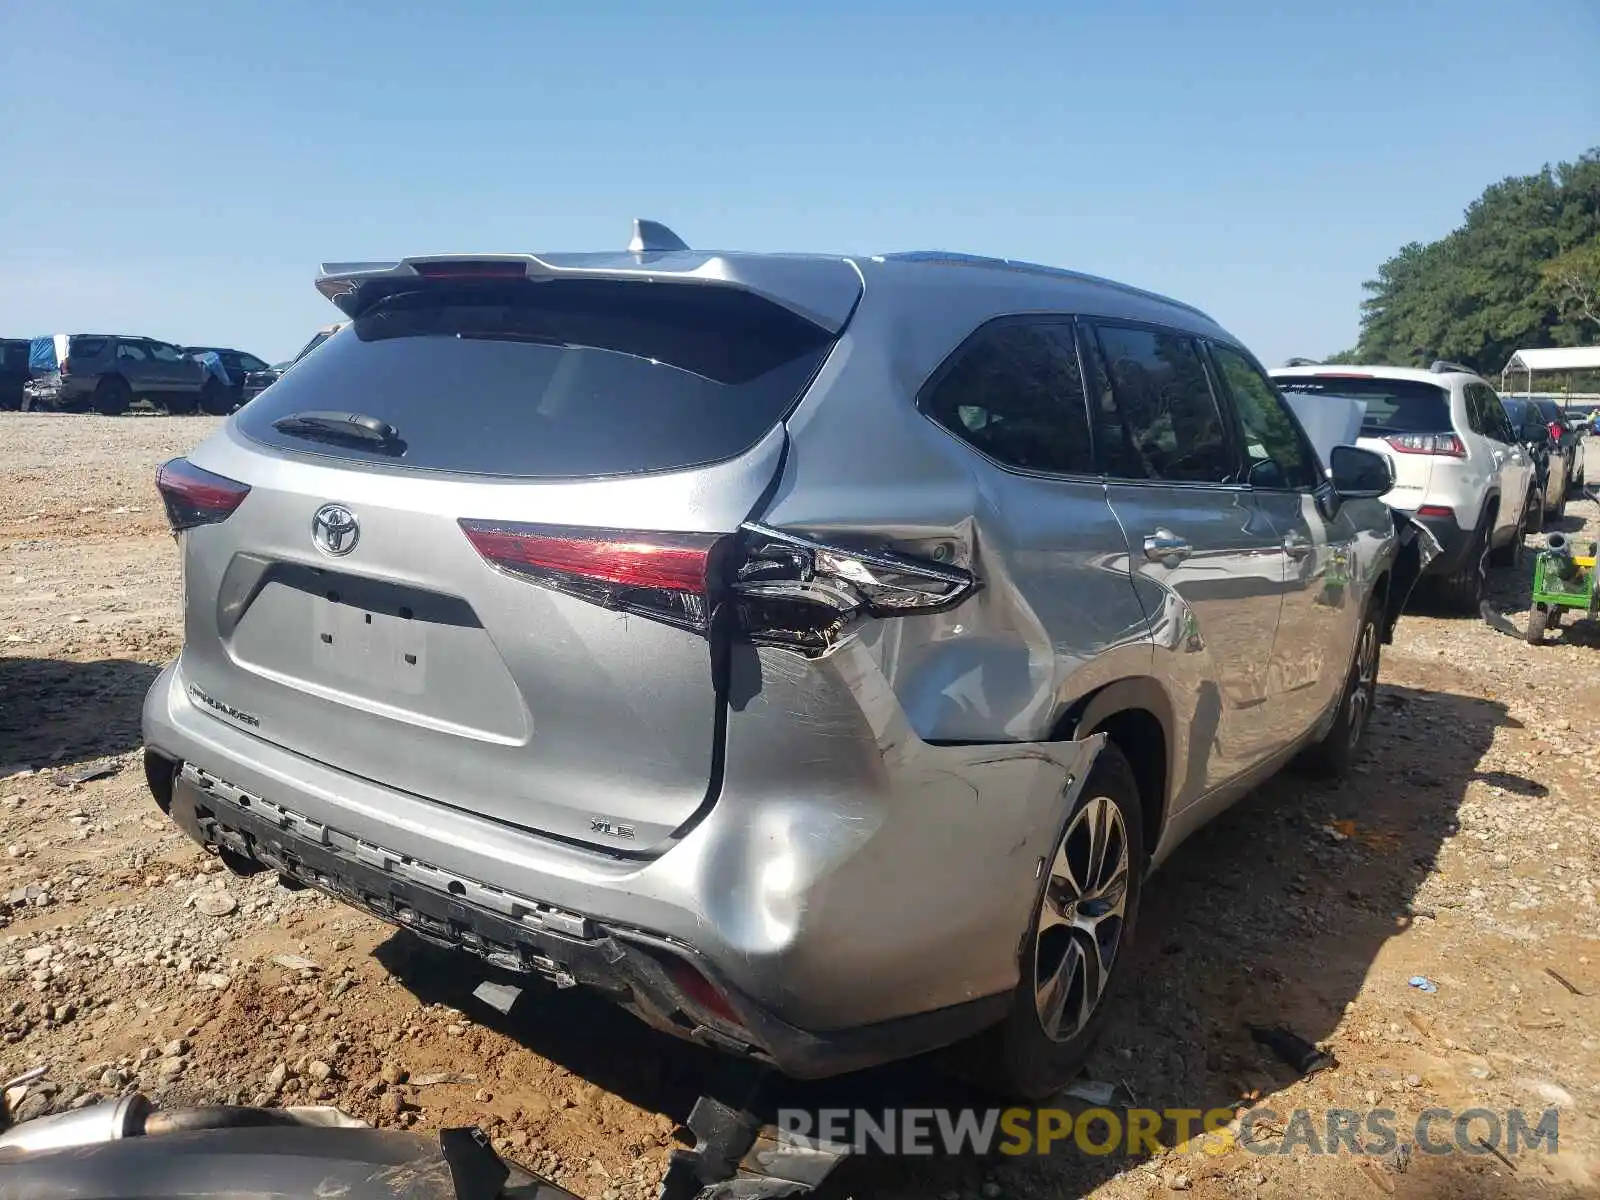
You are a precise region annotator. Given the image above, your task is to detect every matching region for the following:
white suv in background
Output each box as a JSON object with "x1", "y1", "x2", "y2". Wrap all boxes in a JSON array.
[{"x1": 1271, "y1": 362, "x2": 1536, "y2": 611}]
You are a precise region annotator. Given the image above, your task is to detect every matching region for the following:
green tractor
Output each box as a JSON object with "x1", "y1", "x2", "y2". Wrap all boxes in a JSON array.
[{"x1": 1525, "y1": 531, "x2": 1599, "y2": 644}]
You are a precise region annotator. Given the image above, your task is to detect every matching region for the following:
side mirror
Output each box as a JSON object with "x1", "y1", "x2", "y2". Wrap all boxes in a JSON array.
[{"x1": 1329, "y1": 444, "x2": 1393, "y2": 499}]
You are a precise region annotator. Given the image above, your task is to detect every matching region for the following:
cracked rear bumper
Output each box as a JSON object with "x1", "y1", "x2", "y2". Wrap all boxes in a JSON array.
[{"x1": 143, "y1": 649, "x2": 1103, "y2": 1077}]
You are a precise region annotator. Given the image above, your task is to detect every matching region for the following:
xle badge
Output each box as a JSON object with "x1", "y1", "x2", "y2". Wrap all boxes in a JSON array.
[{"x1": 590, "y1": 818, "x2": 636, "y2": 840}]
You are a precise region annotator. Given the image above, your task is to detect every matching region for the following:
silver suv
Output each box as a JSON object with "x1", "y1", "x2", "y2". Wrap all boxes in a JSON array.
[{"x1": 143, "y1": 227, "x2": 1415, "y2": 1097}]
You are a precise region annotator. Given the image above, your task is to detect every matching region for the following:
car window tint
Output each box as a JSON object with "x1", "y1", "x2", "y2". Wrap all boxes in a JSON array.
[
  {"x1": 1093, "y1": 324, "x2": 1235, "y2": 484},
  {"x1": 148, "y1": 342, "x2": 182, "y2": 362},
  {"x1": 1472, "y1": 385, "x2": 1512, "y2": 443},
  {"x1": 1210, "y1": 343, "x2": 1320, "y2": 490},
  {"x1": 921, "y1": 321, "x2": 1094, "y2": 475},
  {"x1": 116, "y1": 342, "x2": 148, "y2": 361},
  {"x1": 68, "y1": 337, "x2": 107, "y2": 358},
  {"x1": 238, "y1": 280, "x2": 837, "y2": 478},
  {"x1": 238, "y1": 354, "x2": 269, "y2": 373}
]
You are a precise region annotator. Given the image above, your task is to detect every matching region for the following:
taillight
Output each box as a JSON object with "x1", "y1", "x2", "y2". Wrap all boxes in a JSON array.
[
  {"x1": 155, "y1": 457, "x2": 251, "y2": 532},
  {"x1": 458, "y1": 520, "x2": 979, "y2": 655},
  {"x1": 1549, "y1": 422, "x2": 1564, "y2": 441},
  {"x1": 1416, "y1": 504, "x2": 1455, "y2": 520},
  {"x1": 459, "y1": 520, "x2": 722, "y2": 632},
  {"x1": 730, "y1": 523, "x2": 977, "y2": 654},
  {"x1": 58, "y1": 357, "x2": 70, "y2": 376},
  {"x1": 1385, "y1": 433, "x2": 1465, "y2": 457}
]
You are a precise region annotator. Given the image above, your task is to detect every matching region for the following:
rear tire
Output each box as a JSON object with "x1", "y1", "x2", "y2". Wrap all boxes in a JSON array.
[
  {"x1": 960, "y1": 743, "x2": 1145, "y2": 1100},
  {"x1": 91, "y1": 376, "x2": 131, "y2": 416},
  {"x1": 1298, "y1": 599, "x2": 1381, "y2": 778},
  {"x1": 1489, "y1": 496, "x2": 1529, "y2": 569},
  {"x1": 1546, "y1": 481, "x2": 1566, "y2": 523},
  {"x1": 1437, "y1": 508, "x2": 1490, "y2": 614},
  {"x1": 1527, "y1": 606, "x2": 1550, "y2": 645},
  {"x1": 199, "y1": 381, "x2": 231, "y2": 416}
]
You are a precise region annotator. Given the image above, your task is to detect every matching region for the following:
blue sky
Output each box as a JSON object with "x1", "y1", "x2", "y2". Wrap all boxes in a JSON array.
[{"x1": 2, "y1": 0, "x2": 1595, "y2": 365}]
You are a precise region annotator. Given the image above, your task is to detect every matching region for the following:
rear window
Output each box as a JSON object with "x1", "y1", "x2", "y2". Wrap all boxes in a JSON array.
[
  {"x1": 1275, "y1": 376, "x2": 1451, "y2": 435},
  {"x1": 237, "y1": 281, "x2": 837, "y2": 478},
  {"x1": 68, "y1": 336, "x2": 108, "y2": 358}
]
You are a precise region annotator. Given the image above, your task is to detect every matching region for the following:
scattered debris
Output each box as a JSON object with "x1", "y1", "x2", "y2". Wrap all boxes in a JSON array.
[
  {"x1": 1475, "y1": 1137, "x2": 1517, "y2": 1171},
  {"x1": 411, "y1": 1071, "x2": 478, "y2": 1088},
  {"x1": 271, "y1": 954, "x2": 321, "y2": 972},
  {"x1": 1062, "y1": 1078, "x2": 1117, "y2": 1105},
  {"x1": 1407, "y1": 975, "x2": 1438, "y2": 994},
  {"x1": 471, "y1": 980, "x2": 522, "y2": 1015},
  {"x1": 51, "y1": 761, "x2": 118, "y2": 787},
  {"x1": 1247, "y1": 1026, "x2": 1338, "y2": 1076},
  {"x1": 1544, "y1": 967, "x2": 1584, "y2": 996}
]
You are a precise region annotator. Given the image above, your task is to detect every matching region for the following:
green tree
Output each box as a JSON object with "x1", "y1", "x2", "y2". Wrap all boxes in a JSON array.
[{"x1": 1337, "y1": 150, "x2": 1600, "y2": 372}]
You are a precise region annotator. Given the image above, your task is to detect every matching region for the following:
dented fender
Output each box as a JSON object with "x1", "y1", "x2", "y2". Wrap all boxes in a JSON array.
[{"x1": 692, "y1": 640, "x2": 1105, "y2": 1030}]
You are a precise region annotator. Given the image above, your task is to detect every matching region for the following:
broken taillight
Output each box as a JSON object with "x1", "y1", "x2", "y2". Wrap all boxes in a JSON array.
[
  {"x1": 155, "y1": 457, "x2": 251, "y2": 533},
  {"x1": 730, "y1": 523, "x2": 977, "y2": 654},
  {"x1": 459, "y1": 520, "x2": 723, "y2": 632},
  {"x1": 459, "y1": 520, "x2": 979, "y2": 655}
]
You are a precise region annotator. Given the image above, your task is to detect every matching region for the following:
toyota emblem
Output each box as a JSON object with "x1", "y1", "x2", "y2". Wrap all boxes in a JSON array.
[{"x1": 311, "y1": 504, "x2": 359, "y2": 557}]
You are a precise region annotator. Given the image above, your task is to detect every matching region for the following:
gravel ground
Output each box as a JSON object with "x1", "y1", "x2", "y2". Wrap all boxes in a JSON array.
[{"x1": 2, "y1": 412, "x2": 1598, "y2": 1199}]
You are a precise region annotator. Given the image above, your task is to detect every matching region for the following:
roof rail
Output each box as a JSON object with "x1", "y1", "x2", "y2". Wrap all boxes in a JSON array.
[
  {"x1": 1282, "y1": 356, "x2": 1322, "y2": 367},
  {"x1": 1430, "y1": 359, "x2": 1474, "y2": 375},
  {"x1": 629, "y1": 218, "x2": 689, "y2": 254}
]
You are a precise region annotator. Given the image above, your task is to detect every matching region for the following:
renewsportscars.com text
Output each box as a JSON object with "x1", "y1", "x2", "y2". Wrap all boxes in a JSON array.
[{"x1": 776, "y1": 1106, "x2": 1560, "y2": 1158}]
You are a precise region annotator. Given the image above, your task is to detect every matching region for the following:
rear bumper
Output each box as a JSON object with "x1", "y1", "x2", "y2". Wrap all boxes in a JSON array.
[
  {"x1": 1405, "y1": 509, "x2": 1472, "y2": 577},
  {"x1": 143, "y1": 652, "x2": 1102, "y2": 1078}
]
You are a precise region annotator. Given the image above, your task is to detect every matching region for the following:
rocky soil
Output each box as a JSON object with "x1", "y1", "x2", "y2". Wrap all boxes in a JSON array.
[{"x1": 2, "y1": 412, "x2": 1598, "y2": 1199}]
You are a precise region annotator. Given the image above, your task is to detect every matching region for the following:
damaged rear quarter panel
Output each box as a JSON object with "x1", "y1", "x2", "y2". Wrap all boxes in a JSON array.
[{"x1": 702, "y1": 640, "x2": 1104, "y2": 1030}]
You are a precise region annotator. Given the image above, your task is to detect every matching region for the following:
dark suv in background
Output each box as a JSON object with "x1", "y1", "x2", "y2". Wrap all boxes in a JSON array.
[
  {"x1": 0, "y1": 339, "x2": 30, "y2": 410},
  {"x1": 1529, "y1": 396, "x2": 1586, "y2": 494},
  {"x1": 24, "y1": 334, "x2": 222, "y2": 415},
  {"x1": 182, "y1": 346, "x2": 272, "y2": 414}
]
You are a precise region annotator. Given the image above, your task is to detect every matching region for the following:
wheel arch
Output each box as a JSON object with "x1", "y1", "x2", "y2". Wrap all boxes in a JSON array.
[{"x1": 1053, "y1": 677, "x2": 1173, "y2": 860}]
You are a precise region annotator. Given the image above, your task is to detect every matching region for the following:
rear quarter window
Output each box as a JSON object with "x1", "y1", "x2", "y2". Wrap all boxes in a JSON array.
[
  {"x1": 237, "y1": 281, "x2": 838, "y2": 478},
  {"x1": 68, "y1": 337, "x2": 108, "y2": 358}
]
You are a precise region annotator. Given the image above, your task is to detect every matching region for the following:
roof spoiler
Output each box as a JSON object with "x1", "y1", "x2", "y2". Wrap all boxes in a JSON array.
[
  {"x1": 1282, "y1": 356, "x2": 1322, "y2": 367},
  {"x1": 314, "y1": 221, "x2": 862, "y2": 332},
  {"x1": 1430, "y1": 359, "x2": 1474, "y2": 375}
]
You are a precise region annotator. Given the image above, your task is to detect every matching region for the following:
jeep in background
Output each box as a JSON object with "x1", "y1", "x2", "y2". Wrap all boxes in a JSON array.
[{"x1": 24, "y1": 334, "x2": 223, "y2": 415}]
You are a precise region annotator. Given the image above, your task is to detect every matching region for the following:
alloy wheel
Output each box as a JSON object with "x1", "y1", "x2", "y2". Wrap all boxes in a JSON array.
[
  {"x1": 1346, "y1": 620, "x2": 1379, "y2": 752},
  {"x1": 1033, "y1": 795, "x2": 1130, "y2": 1043}
]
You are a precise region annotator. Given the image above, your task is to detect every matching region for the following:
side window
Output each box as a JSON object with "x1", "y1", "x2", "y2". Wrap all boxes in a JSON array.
[
  {"x1": 148, "y1": 342, "x2": 182, "y2": 362},
  {"x1": 1091, "y1": 324, "x2": 1236, "y2": 484},
  {"x1": 116, "y1": 342, "x2": 148, "y2": 361},
  {"x1": 1477, "y1": 386, "x2": 1516, "y2": 444},
  {"x1": 1209, "y1": 343, "x2": 1321, "y2": 490},
  {"x1": 1462, "y1": 385, "x2": 1490, "y2": 436},
  {"x1": 920, "y1": 320, "x2": 1095, "y2": 475}
]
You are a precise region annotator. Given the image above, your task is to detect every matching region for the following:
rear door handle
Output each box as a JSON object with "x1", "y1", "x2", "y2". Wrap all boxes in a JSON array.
[
  {"x1": 1284, "y1": 533, "x2": 1313, "y2": 559},
  {"x1": 1143, "y1": 529, "x2": 1191, "y2": 564}
]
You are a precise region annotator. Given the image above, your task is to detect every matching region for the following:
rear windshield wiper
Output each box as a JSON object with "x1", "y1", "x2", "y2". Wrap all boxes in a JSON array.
[{"x1": 272, "y1": 411, "x2": 406, "y2": 454}]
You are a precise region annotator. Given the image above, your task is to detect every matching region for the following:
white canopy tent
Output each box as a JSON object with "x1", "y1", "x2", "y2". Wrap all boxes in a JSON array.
[{"x1": 1502, "y1": 346, "x2": 1600, "y2": 396}]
